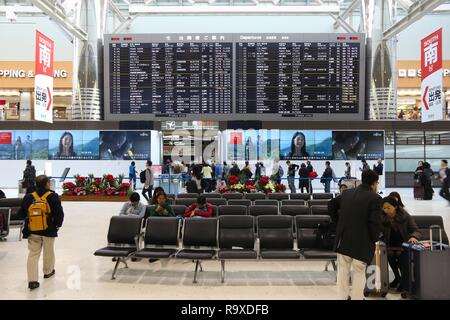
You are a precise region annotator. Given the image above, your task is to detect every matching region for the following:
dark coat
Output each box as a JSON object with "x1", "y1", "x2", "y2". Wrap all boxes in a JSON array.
[
  {"x1": 18, "y1": 188, "x2": 64, "y2": 238},
  {"x1": 380, "y1": 207, "x2": 421, "y2": 246},
  {"x1": 335, "y1": 184, "x2": 382, "y2": 264},
  {"x1": 298, "y1": 167, "x2": 309, "y2": 188},
  {"x1": 328, "y1": 193, "x2": 343, "y2": 232},
  {"x1": 229, "y1": 165, "x2": 241, "y2": 177}
]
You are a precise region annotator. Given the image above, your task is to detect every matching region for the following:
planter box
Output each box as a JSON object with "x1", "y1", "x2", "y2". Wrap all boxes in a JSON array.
[{"x1": 60, "y1": 195, "x2": 128, "y2": 202}]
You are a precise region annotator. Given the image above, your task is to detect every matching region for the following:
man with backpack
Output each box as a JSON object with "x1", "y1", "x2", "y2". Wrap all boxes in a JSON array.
[
  {"x1": 140, "y1": 160, "x2": 154, "y2": 202},
  {"x1": 18, "y1": 175, "x2": 64, "y2": 290}
]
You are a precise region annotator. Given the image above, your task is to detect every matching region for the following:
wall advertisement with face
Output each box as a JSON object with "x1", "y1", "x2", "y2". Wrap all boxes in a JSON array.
[
  {"x1": 49, "y1": 130, "x2": 100, "y2": 160},
  {"x1": 279, "y1": 130, "x2": 333, "y2": 161}
]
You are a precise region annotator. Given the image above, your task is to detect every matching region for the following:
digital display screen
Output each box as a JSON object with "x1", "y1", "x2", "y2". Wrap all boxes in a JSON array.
[
  {"x1": 109, "y1": 41, "x2": 232, "y2": 115},
  {"x1": 104, "y1": 34, "x2": 365, "y2": 121},
  {"x1": 332, "y1": 131, "x2": 385, "y2": 160},
  {"x1": 279, "y1": 130, "x2": 333, "y2": 160},
  {"x1": 0, "y1": 131, "x2": 49, "y2": 160},
  {"x1": 99, "y1": 131, "x2": 151, "y2": 160},
  {"x1": 236, "y1": 41, "x2": 360, "y2": 115},
  {"x1": 49, "y1": 131, "x2": 100, "y2": 160}
]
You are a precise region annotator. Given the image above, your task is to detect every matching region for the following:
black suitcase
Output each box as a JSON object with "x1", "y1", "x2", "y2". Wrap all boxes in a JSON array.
[
  {"x1": 402, "y1": 226, "x2": 450, "y2": 300},
  {"x1": 364, "y1": 241, "x2": 389, "y2": 297},
  {"x1": 413, "y1": 181, "x2": 424, "y2": 200}
]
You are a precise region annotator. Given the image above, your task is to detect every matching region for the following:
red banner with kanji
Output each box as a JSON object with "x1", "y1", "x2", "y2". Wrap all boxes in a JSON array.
[{"x1": 34, "y1": 30, "x2": 54, "y2": 123}]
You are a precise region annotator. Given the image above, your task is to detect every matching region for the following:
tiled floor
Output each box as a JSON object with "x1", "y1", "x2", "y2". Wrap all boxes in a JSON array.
[{"x1": 0, "y1": 188, "x2": 449, "y2": 300}]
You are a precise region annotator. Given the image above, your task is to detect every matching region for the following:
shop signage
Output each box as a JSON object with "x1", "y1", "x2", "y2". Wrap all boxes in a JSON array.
[
  {"x1": 34, "y1": 30, "x2": 54, "y2": 124},
  {"x1": 421, "y1": 28, "x2": 443, "y2": 123},
  {"x1": 0, "y1": 69, "x2": 68, "y2": 78}
]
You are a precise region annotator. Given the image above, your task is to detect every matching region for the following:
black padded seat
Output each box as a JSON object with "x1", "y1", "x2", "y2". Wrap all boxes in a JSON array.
[
  {"x1": 289, "y1": 193, "x2": 311, "y2": 201},
  {"x1": 222, "y1": 193, "x2": 244, "y2": 200},
  {"x1": 177, "y1": 193, "x2": 200, "y2": 199},
  {"x1": 260, "y1": 250, "x2": 300, "y2": 259},
  {"x1": 244, "y1": 193, "x2": 267, "y2": 201},
  {"x1": 281, "y1": 200, "x2": 305, "y2": 206},
  {"x1": 134, "y1": 248, "x2": 177, "y2": 259},
  {"x1": 267, "y1": 193, "x2": 289, "y2": 201},
  {"x1": 94, "y1": 247, "x2": 136, "y2": 257},
  {"x1": 312, "y1": 193, "x2": 334, "y2": 200},
  {"x1": 175, "y1": 249, "x2": 216, "y2": 260},
  {"x1": 280, "y1": 205, "x2": 310, "y2": 216},
  {"x1": 218, "y1": 249, "x2": 258, "y2": 259},
  {"x1": 227, "y1": 199, "x2": 251, "y2": 207},
  {"x1": 257, "y1": 215, "x2": 298, "y2": 259},
  {"x1": 218, "y1": 205, "x2": 247, "y2": 216},
  {"x1": 202, "y1": 193, "x2": 222, "y2": 199},
  {"x1": 302, "y1": 250, "x2": 337, "y2": 260}
]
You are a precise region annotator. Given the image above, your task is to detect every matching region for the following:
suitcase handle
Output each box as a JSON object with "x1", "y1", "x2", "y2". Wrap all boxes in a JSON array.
[{"x1": 429, "y1": 225, "x2": 443, "y2": 251}]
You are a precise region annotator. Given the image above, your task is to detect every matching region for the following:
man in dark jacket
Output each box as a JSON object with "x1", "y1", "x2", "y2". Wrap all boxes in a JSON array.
[
  {"x1": 229, "y1": 162, "x2": 241, "y2": 177},
  {"x1": 328, "y1": 184, "x2": 348, "y2": 232},
  {"x1": 18, "y1": 175, "x2": 64, "y2": 290},
  {"x1": 335, "y1": 169, "x2": 382, "y2": 300},
  {"x1": 22, "y1": 160, "x2": 36, "y2": 194},
  {"x1": 286, "y1": 161, "x2": 299, "y2": 194}
]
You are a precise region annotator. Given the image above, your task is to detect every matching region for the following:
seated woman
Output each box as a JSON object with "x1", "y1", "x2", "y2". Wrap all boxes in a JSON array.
[
  {"x1": 149, "y1": 186, "x2": 165, "y2": 205},
  {"x1": 119, "y1": 192, "x2": 146, "y2": 218},
  {"x1": 381, "y1": 196, "x2": 421, "y2": 292},
  {"x1": 183, "y1": 196, "x2": 213, "y2": 218},
  {"x1": 148, "y1": 192, "x2": 175, "y2": 217}
]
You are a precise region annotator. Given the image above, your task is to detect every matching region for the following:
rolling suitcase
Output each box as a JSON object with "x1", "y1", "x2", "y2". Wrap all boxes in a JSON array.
[
  {"x1": 364, "y1": 241, "x2": 389, "y2": 297},
  {"x1": 413, "y1": 181, "x2": 424, "y2": 200},
  {"x1": 402, "y1": 226, "x2": 450, "y2": 300}
]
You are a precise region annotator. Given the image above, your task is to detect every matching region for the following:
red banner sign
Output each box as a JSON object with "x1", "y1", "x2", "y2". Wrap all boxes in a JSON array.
[
  {"x1": 0, "y1": 132, "x2": 12, "y2": 145},
  {"x1": 230, "y1": 132, "x2": 243, "y2": 145},
  {"x1": 34, "y1": 30, "x2": 54, "y2": 123},
  {"x1": 420, "y1": 28, "x2": 443, "y2": 123}
]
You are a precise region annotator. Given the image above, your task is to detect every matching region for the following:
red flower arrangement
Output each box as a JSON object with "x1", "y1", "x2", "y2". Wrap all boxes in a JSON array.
[
  {"x1": 245, "y1": 185, "x2": 257, "y2": 192},
  {"x1": 276, "y1": 184, "x2": 286, "y2": 192},
  {"x1": 63, "y1": 173, "x2": 131, "y2": 197},
  {"x1": 246, "y1": 179, "x2": 255, "y2": 186},
  {"x1": 228, "y1": 175, "x2": 240, "y2": 185},
  {"x1": 76, "y1": 176, "x2": 86, "y2": 183},
  {"x1": 259, "y1": 176, "x2": 269, "y2": 186}
]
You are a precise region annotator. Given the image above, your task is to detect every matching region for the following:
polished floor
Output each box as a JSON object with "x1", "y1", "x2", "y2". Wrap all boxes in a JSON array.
[{"x1": 0, "y1": 188, "x2": 449, "y2": 300}]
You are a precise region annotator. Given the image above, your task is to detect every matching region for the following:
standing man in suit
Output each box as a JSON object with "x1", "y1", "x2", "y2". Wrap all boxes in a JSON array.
[{"x1": 335, "y1": 170, "x2": 382, "y2": 300}]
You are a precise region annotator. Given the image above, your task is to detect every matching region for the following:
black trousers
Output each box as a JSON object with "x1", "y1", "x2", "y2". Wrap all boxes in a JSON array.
[
  {"x1": 439, "y1": 186, "x2": 450, "y2": 202},
  {"x1": 388, "y1": 251, "x2": 408, "y2": 289},
  {"x1": 142, "y1": 185, "x2": 153, "y2": 201}
]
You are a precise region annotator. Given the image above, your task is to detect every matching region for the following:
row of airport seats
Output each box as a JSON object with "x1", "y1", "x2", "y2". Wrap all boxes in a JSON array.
[
  {"x1": 167, "y1": 198, "x2": 330, "y2": 208},
  {"x1": 94, "y1": 214, "x2": 449, "y2": 283},
  {"x1": 168, "y1": 204, "x2": 330, "y2": 217},
  {"x1": 170, "y1": 192, "x2": 335, "y2": 201},
  {"x1": 94, "y1": 214, "x2": 337, "y2": 283}
]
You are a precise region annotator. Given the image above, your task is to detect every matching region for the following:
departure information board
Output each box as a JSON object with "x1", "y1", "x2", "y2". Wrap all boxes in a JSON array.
[
  {"x1": 108, "y1": 36, "x2": 232, "y2": 115},
  {"x1": 236, "y1": 41, "x2": 360, "y2": 115},
  {"x1": 104, "y1": 34, "x2": 365, "y2": 121}
]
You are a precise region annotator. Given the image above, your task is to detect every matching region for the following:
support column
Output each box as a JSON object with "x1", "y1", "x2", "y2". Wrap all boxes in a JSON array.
[
  {"x1": 72, "y1": 0, "x2": 108, "y2": 120},
  {"x1": 363, "y1": 0, "x2": 398, "y2": 120}
]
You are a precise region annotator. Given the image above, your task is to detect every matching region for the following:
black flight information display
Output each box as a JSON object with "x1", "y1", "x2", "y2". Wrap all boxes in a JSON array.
[
  {"x1": 109, "y1": 38, "x2": 232, "y2": 115},
  {"x1": 236, "y1": 37, "x2": 360, "y2": 116}
]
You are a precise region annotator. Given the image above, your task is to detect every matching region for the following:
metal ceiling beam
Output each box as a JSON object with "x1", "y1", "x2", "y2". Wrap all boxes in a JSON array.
[
  {"x1": 112, "y1": 14, "x2": 138, "y2": 33},
  {"x1": 109, "y1": 0, "x2": 126, "y2": 22},
  {"x1": 383, "y1": 0, "x2": 446, "y2": 40},
  {"x1": 128, "y1": 5, "x2": 341, "y2": 14},
  {"x1": 30, "y1": 0, "x2": 87, "y2": 41},
  {"x1": 0, "y1": 5, "x2": 42, "y2": 14},
  {"x1": 315, "y1": 0, "x2": 356, "y2": 32},
  {"x1": 333, "y1": 0, "x2": 359, "y2": 28},
  {"x1": 396, "y1": 0, "x2": 413, "y2": 11}
]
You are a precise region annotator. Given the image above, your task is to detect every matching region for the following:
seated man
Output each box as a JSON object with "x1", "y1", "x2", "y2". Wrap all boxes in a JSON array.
[
  {"x1": 149, "y1": 192, "x2": 175, "y2": 217},
  {"x1": 183, "y1": 195, "x2": 213, "y2": 218},
  {"x1": 119, "y1": 192, "x2": 146, "y2": 218}
]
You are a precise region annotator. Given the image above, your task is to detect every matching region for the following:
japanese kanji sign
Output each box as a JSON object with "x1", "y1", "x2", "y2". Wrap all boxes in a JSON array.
[
  {"x1": 34, "y1": 30, "x2": 54, "y2": 123},
  {"x1": 421, "y1": 28, "x2": 443, "y2": 123}
]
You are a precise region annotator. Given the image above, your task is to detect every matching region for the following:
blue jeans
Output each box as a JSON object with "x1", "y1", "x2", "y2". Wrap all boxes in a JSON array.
[
  {"x1": 324, "y1": 181, "x2": 331, "y2": 193},
  {"x1": 129, "y1": 174, "x2": 136, "y2": 190}
]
